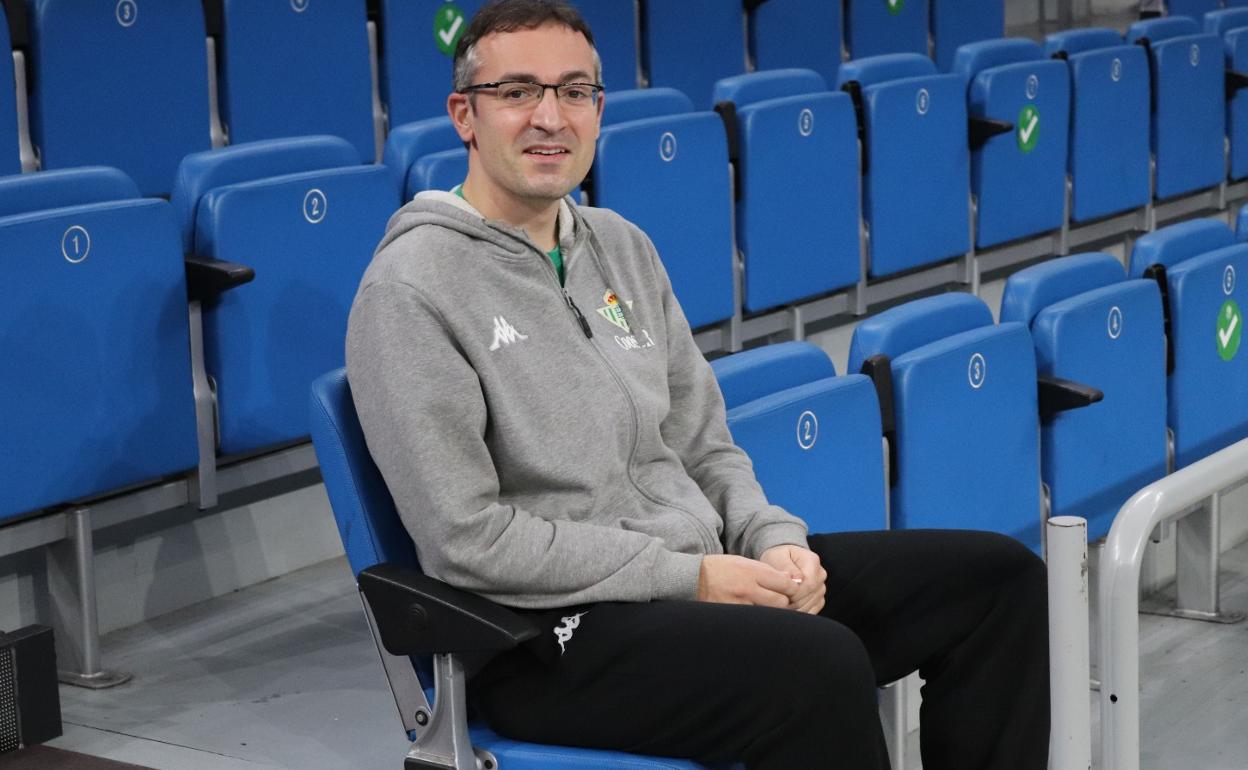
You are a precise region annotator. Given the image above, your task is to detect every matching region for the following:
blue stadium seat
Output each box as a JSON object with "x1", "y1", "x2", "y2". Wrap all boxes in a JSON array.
[
  {"x1": 1045, "y1": 29, "x2": 1152, "y2": 223},
  {"x1": 643, "y1": 0, "x2": 745, "y2": 109},
  {"x1": 748, "y1": 0, "x2": 843, "y2": 88},
  {"x1": 381, "y1": 117, "x2": 463, "y2": 199},
  {"x1": 713, "y1": 70, "x2": 860, "y2": 312},
  {"x1": 711, "y1": 340, "x2": 836, "y2": 409},
  {"x1": 602, "y1": 87, "x2": 695, "y2": 126},
  {"x1": 575, "y1": 0, "x2": 640, "y2": 91},
  {"x1": 844, "y1": 0, "x2": 928, "y2": 60},
  {"x1": 838, "y1": 55, "x2": 970, "y2": 278},
  {"x1": 1126, "y1": 18, "x2": 1225, "y2": 199},
  {"x1": 953, "y1": 39, "x2": 1070, "y2": 249},
  {"x1": 0, "y1": 170, "x2": 197, "y2": 520},
  {"x1": 1001, "y1": 253, "x2": 1168, "y2": 541},
  {"x1": 727, "y1": 375, "x2": 887, "y2": 535},
  {"x1": 0, "y1": 3, "x2": 19, "y2": 176},
  {"x1": 174, "y1": 138, "x2": 396, "y2": 456},
  {"x1": 1208, "y1": 12, "x2": 1248, "y2": 180},
  {"x1": 1167, "y1": 0, "x2": 1221, "y2": 20},
  {"x1": 592, "y1": 112, "x2": 735, "y2": 331},
  {"x1": 847, "y1": 294, "x2": 1044, "y2": 550},
  {"x1": 24, "y1": 0, "x2": 210, "y2": 196},
  {"x1": 376, "y1": 0, "x2": 486, "y2": 128},
  {"x1": 408, "y1": 148, "x2": 468, "y2": 197},
  {"x1": 216, "y1": 0, "x2": 374, "y2": 163},
  {"x1": 309, "y1": 369, "x2": 720, "y2": 770},
  {"x1": 931, "y1": 0, "x2": 1005, "y2": 72},
  {"x1": 1129, "y1": 220, "x2": 1248, "y2": 468}
]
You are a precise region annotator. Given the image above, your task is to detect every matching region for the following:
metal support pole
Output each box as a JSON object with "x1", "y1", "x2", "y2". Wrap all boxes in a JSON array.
[
  {"x1": 1100, "y1": 437, "x2": 1248, "y2": 770},
  {"x1": 47, "y1": 508, "x2": 131, "y2": 689},
  {"x1": 879, "y1": 678, "x2": 907, "y2": 770},
  {"x1": 1047, "y1": 516, "x2": 1092, "y2": 770},
  {"x1": 1168, "y1": 494, "x2": 1245, "y2": 623}
]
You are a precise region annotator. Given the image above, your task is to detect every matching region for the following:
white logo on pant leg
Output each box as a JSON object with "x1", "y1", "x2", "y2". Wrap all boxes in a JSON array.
[
  {"x1": 488, "y1": 316, "x2": 528, "y2": 351},
  {"x1": 553, "y1": 611, "x2": 588, "y2": 655}
]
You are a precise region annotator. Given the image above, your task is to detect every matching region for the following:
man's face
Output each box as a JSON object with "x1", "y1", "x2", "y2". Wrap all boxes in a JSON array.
[{"x1": 449, "y1": 23, "x2": 603, "y2": 206}]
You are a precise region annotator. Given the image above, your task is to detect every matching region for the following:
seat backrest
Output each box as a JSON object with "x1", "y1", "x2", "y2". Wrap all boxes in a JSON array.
[
  {"x1": 25, "y1": 0, "x2": 210, "y2": 196},
  {"x1": 842, "y1": 58, "x2": 970, "y2": 278},
  {"x1": 0, "y1": 1, "x2": 18, "y2": 176},
  {"x1": 732, "y1": 89, "x2": 861, "y2": 310},
  {"x1": 377, "y1": 0, "x2": 485, "y2": 128},
  {"x1": 217, "y1": 0, "x2": 374, "y2": 163},
  {"x1": 1205, "y1": 8, "x2": 1248, "y2": 37},
  {"x1": 382, "y1": 117, "x2": 462, "y2": 198},
  {"x1": 1001, "y1": 253, "x2": 1167, "y2": 540},
  {"x1": 931, "y1": 0, "x2": 1005, "y2": 72},
  {"x1": 727, "y1": 375, "x2": 886, "y2": 535},
  {"x1": 407, "y1": 148, "x2": 468, "y2": 197},
  {"x1": 848, "y1": 292, "x2": 994, "y2": 371},
  {"x1": 643, "y1": 0, "x2": 745, "y2": 109},
  {"x1": 309, "y1": 369, "x2": 420, "y2": 578},
  {"x1": 1163, "y1": 243, "x2": 1248, "y2": 467},
  {"x1": 1166, "y1": 0, "x2": 1221, "y2": 21},
  {"x1": 749, "y1": 0, "x2": 843, "y2": 88},
  {"x1": 0, "y1": 166, "x2": 138, "y2": 218},
  {"x1": 1052, "y1": 39, "x2": 1151, "y2": 222},
  {"x1": 0, "y1": 194, "x2": 197, "y2": 520},
  {"x1": 837, "y1": 52, "x2": 935, "y2": 88},
  {"x1": 183, "y1": 143, "x2": 397, "y2": 455},
  {"x1": 958, "y1": 39, "x2": 1070, "y2": 248},
  {"x1": 593, "y1": 112, "x2": 735, "y2": 330},
  {"x1": 1128, "y1": 18, "x2": 1224, "y2": 199},
  {"x1": 601, "y1": 87, "x2": 695, "y2": 127},
  {"x1": 849, "y1": 293, "x2": 1042, "y2": 549},
  {"x1": 1129, "y1": 217, "x2": 1235, "y2": 277},
  {"x1": 711, "y1": 341, "x2": 837, "y2": 410},
  {"x1": 712, "y1": 68, "x2": 827, "y2": 109},
  {"x1": 576, "y1": 0, "x2": 640, "y2": 91},
  {"x1": 1225, "y1": 27, "x2": 1248, "y2": 180},
  {"x1": 844, "y1": 0, "x2": 928, "y2": 60}
]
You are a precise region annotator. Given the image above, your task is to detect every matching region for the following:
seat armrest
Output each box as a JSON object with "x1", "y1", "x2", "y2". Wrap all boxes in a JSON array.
[
  {"x1": 184, "y1": 255, "x2": 255, "y2": 303},
  {"x1": 359, "y1": 563, "x2": 539, "y2": 657},
  {"x1": 968, "y1": 117, "x2": 1014, "y2": 150},
  {"x1": 1037, "y1": 375, "x2": 1103, "y2": 421}
]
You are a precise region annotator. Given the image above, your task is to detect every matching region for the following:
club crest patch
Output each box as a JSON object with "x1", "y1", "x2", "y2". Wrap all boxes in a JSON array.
[{"x1": 596, "y1": 291, "x2": 634, "y2": 332}]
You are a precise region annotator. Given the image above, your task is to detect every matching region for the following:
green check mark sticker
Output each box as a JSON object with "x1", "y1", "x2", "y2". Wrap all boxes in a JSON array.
[
  {"x1": 1017, "y1": 105, "x2": 1039, "y2": 153},
  {"x1": 1217, "y1": 299, "x2": 1242, "y2": 361},
  {"x1": 886, "y1": 0, "x2": 904, "y2": 15},
  {"x1": 434, "y1": 3, "x2": 466, "y2": 57}
]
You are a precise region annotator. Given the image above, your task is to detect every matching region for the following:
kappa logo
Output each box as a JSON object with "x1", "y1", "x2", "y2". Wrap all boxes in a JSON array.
[
  {"x1": 488, "y1": 316, "x2": 528, "y2": 351},
  {"x1": 554, "y1": 611, "x2": 588, "y2": 655}
]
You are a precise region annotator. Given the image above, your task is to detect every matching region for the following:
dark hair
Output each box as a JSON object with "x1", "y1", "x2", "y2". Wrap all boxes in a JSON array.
[{"x1": 452, "y1": 0, "x2": 600, "y2": 92}]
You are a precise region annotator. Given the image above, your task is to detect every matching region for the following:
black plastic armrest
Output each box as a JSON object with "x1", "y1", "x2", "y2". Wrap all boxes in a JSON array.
[
  {"x1": 184, "y1": 255, "x2": 255, "y2": 303},
  {"x1": 968, "y1": 117, "x2": 1014, "y2": 150},
  {"x1": 1227, "y1": 70, "x2": 1248, "y2": 100},
  {"x1": 358, "y1": 563, "x2": 539, "y2": 657},
  {"x1": 1037, "y1": 375, "x2": 1103, "y2": 421},
  {"x1": 743, "y1": 0, "x2": 769, "y2": 12},
  {"x1": 859, "y1": 354, "x2": 898, "y2": 486}
]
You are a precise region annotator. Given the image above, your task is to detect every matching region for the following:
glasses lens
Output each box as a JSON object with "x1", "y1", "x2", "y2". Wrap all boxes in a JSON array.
[
  {"x1": 557, "y1": 84, "x2": 600, "y2": 106},
  {"x1": 498, "y1": 82, "x2": 543, "y2": 104}
]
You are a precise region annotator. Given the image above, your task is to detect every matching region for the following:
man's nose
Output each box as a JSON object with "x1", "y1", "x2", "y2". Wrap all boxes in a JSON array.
[{"x1": 529, "y1": 88, "x2": 567, "y2": 131}]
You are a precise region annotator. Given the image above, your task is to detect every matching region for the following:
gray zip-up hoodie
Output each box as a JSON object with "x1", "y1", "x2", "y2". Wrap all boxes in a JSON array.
[{"x1": 345, "y1": 192, "x2": 809, "y2": 609}]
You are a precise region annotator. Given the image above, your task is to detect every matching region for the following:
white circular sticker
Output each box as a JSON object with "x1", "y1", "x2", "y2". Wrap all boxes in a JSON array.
[
  {"x1": 1225, "y1": 265, "x2": 1236, "y2": 296},
  {"x1": 796, "y1": 410, "x2": 818, "y2": 450},
  {"x1": 916, "y1": 88, "x2": 930, "y2": 116},
  {"x1": 798, "y1": 108, "x2": 814, "y2": 137},
  {"x1": 62, "y1": 225, "x2": 91, "y2": 264},
  {"x1": 968, "y1": 353, "x2": 987, "y2": 389},
  {"x1": 1190, "y1": 44, "x2": 1200, "y2": 67},
  {"x1": 303, "y1": 188, "x2": 327, "y2": 224},
  {"x1": 659, "y1": 131, "x2": 677, "y2": 162},
  {"x1": 1108, "y1": 306, "x2": 1124, "y2": 340},
  {"x1": 291, "y1": 0, "x2": 310, "y2": 12},
  {"x1": 1025, "y1": 74, "x2": 1039, "y2": 100},
  {"x1": 116, "y1": 0, "x2": 137, "y2": 27},
  {"x1": 1111, "y1": 58, "x2": 1123, "y2": 82}
]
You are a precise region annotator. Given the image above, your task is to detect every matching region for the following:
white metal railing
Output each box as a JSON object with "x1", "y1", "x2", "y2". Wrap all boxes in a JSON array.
[{"x1": 1098, "y1": 437, "x2": 1248, "y2": 770}]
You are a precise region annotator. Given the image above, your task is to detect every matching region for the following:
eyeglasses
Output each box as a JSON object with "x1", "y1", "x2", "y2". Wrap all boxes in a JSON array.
[{"x1": 459, "y1": 80, "x2": 604, "y2": 109}]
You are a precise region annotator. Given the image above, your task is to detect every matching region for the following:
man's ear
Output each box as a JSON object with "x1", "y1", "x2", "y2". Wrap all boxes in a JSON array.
[{"x1": 448, "y1": 93, "x2": 475, "y2": 143}]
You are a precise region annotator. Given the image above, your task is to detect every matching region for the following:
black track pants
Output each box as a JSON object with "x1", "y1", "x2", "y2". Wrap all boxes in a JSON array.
[{"x1": 471, "y1": 529, "x2": 1050, "y2": 770}]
